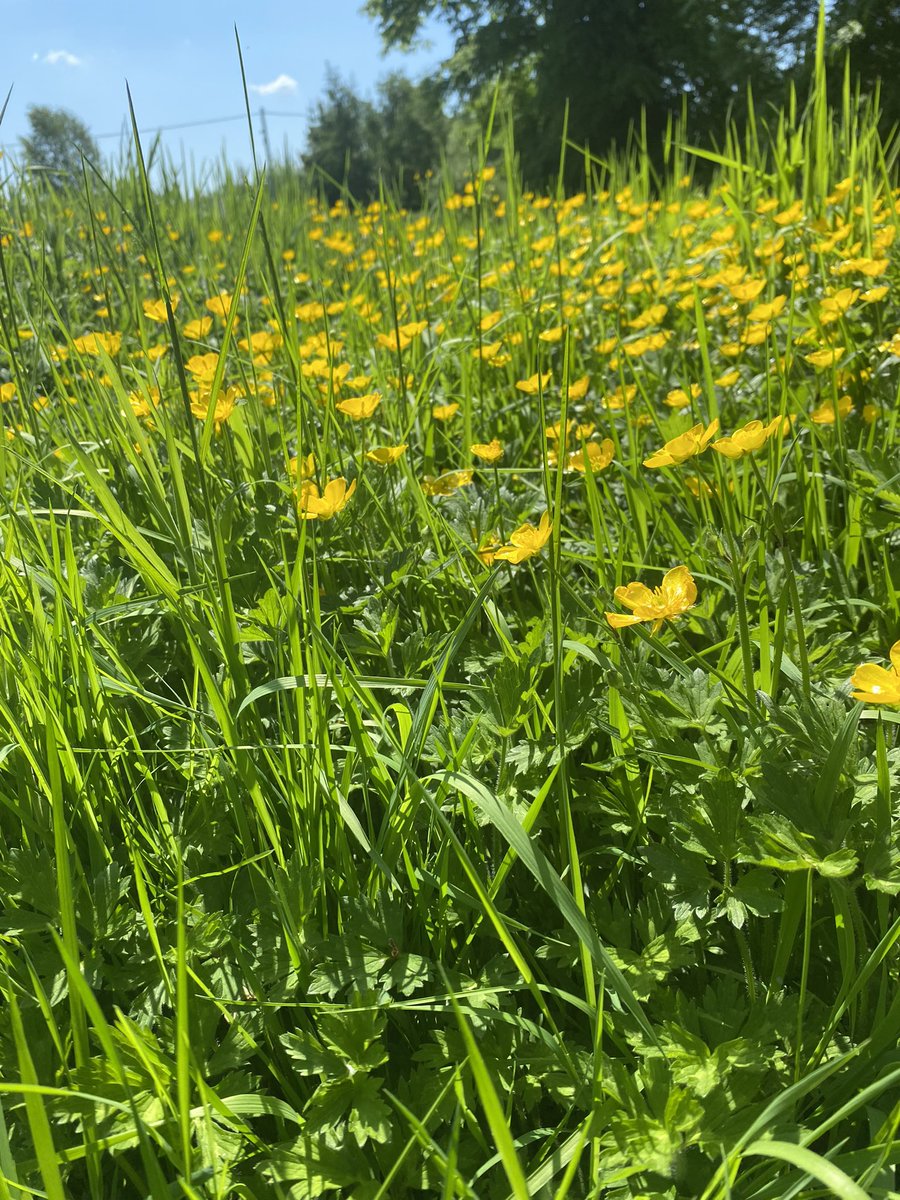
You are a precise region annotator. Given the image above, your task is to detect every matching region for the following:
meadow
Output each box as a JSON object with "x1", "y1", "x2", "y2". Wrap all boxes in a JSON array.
[{"x1": 1, "y1": 60, "x2": 900, "y2": 1199}]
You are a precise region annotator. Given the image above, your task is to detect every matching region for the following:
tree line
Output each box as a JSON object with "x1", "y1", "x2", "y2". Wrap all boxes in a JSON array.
[{"x1": 305, "y1": 0, "x2": 900, "y2": 197}]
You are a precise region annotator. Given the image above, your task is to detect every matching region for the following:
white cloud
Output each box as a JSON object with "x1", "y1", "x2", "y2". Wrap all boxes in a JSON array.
[
  {"x1": 249, "y1": 74, "x2": 298, "y2": 97},
  {"x1": 42, "y1": 50, "x2": 83, "y2": 67}
]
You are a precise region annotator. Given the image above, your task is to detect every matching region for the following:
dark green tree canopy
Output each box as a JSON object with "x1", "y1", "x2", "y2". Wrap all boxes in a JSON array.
[
  {"x1": 363, "y1": 0, "x2": 900, "y2": 182},
  {"x1": 18, "y1": 106, "x2": 99, "y2": 188},
  {"x1": 302, "y1": 69, "x2": 448, "y2": 205}
]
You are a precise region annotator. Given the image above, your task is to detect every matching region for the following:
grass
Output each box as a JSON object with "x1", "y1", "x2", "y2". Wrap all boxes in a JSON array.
[{"x1": 1, "y1": 45, "x2": 900, "y2": 1199}]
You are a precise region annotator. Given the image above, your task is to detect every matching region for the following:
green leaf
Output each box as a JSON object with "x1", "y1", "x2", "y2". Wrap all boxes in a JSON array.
[{"x1": 741, "y1": 1139, "x2": 871, "y2": 1200}]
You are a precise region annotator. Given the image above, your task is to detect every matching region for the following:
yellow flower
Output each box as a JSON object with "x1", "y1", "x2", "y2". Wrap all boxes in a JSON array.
[
  {"x1": 298, "y1": 477, "x2": 356, "y2": 520},
  {"x1": 711, "y1": 417, "x2": 782, "y2": 459},
  {"x1": 665, "y1": 384, "x2": 701, "y2": 409},
  {"x1": 289, "y1": 453, "x2": 316, "y2": 480},
  {"x1": 567, "y1": 438, "x2": 614, "y2": 472},
  {"x1": 861, "y1": 286, "x2": 888, "y2": 304},
  {"x1": 538, "y1": 325, "x2": 564, "y2": 343},
  {"x1": 143, "y1": 297, "x2": 175, "y2": 322},
  {"x1": 476, "y1": 536, "x2": 501, "y2": 566},
  {"x1": 494, "y1": 512, "x2": 552, "y2": 564},
  {"x1": 851, "y1": 642, "x2": 900, "y2": 705},
  {"x1": 746, "y1": 295, "x2": 786, "y2": 323},
  {"x1": 470, "y1": 439, "x2": 504, "y2": 463},
  {"x1": 684, "y1": 474, "x2": 713, "y2": 498},
  {"x1": 730, "y1": 279, "x2": 766, "y2": 302},
  {"x1": 624, "y1": 330, "x2": 672, "y2": 357},
  {"x1": 421, "y1": 470, "x2": 474, "y2": 496},
  {"x1": 432, "y1": 403, "x2": 460, "y2": 421},
  {"x1": 376, "y1": 321, "x2": 427, "y2": 352},
  {"x1": 366, "y1": 443, "x2": 408, "y2": 465},
  {"x1": 545, "y1": 419, "x2": 575, "y2": 441},
  {"x1": 715, "y1": 370, "x2": 740, "y2": 387},
  {"x1": 606, "y1": 565, "x2": 697, "y2": 633},
  {"x1": 804, "y1": 346, "x2": 845, "y2": 369},
  {"x1": 185, "y1": 352, "x2": 220, "y2": 384},
  {"x1": 810, "y1": 395, "x2": 853, "y2": 424},
  {"x1": 190, "y1": 387, "x2": 241, "y2": 430},
  {"x1": 127, "y1": 387, "x2": 161, "y2": 421},
  {"x1": 643, "y1": 420, "x2": 719, "y2": 469},
  {"x1": 205, "y1": 291, "x2": 236, "y2": 320},
  {"x1": 336, "y1": 392, "x2": 381, "y2": 420},
  {"x1": 819, "y1": 288, "x2": 859, "y2": 324},
  {"x1": 71, "y1": 331, "x2": 122, "y2": 357},
  {"x1": 515, "y1": 372, "x2": 551, "y2": 394},
  {"x1": 834, "y1": 257, "x2": 888, "y2": 278},
  {"x1": 567, "y1": 375, "x2": 590, "y2": 400},
  {"x1": 184, "y1": 316, "x2": 213, "y2": 340}
]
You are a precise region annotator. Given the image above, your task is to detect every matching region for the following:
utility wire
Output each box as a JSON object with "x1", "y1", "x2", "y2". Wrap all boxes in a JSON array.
[
  {"x1": 1, "y1": 108, "x2": 306, "y2": 151},
  {"x1": 93, "y1": 109, "x2": 306, "y2": 139}
]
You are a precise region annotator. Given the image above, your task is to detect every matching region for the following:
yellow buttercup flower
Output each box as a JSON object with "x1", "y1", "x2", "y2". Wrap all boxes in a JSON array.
[
  {"x1": 72, "y1": 331, "x2": 122, "y2": 356},
  {"x1": 567, "y1": 375, "x2": 590, "y2": 400},
  {"x1": 421, "y1": 470, "x2": 474, "y2": 496},
  {"x1": 143, "y1": 297, "x2": 175, "y2": 322},
  {"x1": 643, "y1": 420, "x2": 719, "y2": 469},
  {"x1": 851, "y1": 642, "x2": 900, "y2": 705},
  {"x1": 665, "y1": 384, "x2": 702, "y2": 409},
  {"x1": 432, "y1": 403, "x2": 460, "y2": 421},
  {"x1": 205, "y1": 291, "x2": 236, "y2": 320},
  {"x1": 819, "y1": 287, "x2": 859, "y2": 324},
  {"x1": 476, "y1": 536, "x2": 501, "y2": 566},
  {"x1": 515, "y1": 372, "x2": 551, "y2": 395},
  {"x1": 183, "y1": 316, "x2": 213, "y2": 340},
  {"x1": 606, "y1": 565, "x2": 697, "y2": 633},
  {"x1": 336, "y1": 392, "x2": 381, "y2": 420},
  {"x1": 190, "y1": 387, "x2": 241, "y2": 431},
  {"x1": 861, "y1": 286, "x2": 888, "y2": 304},
  {"x1": 289, "y1": 453, "x2": 316, "y2": 480},
  {"x1": 470, "y1": 439, "x2": 504, "y2": 463},
  {"x1": 804, "y1": 347, "x2": 845, "y2": 369},
  {"x1": 810, "y1": 395, "x2": 853, "y2": 424},
  {"x1": 567, "y1": 438, "x2": 614, "y2": 472},
  {"x1": 366, "y1": 443, "x2": 407, "y2": 465},
  {"x1": 185, "y1": 352, "x2": 220, "y2": 385},
  {"x1": 298, "y1": 477, "x2": 356, "y2": 520},
  {"x1": 494, "y1": 512, "x2": 552, "y2": 564},
  {"x1": 711, "y1": 417, "x2": 783, "y2": 459}
]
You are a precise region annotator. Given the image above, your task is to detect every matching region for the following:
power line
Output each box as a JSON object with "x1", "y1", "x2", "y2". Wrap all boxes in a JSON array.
[
  {"x1": 0, "y1": 108, "x2": 306, "y2": 152},
  {"x1": 92, "y1": 109, "x2": 306, "y2": 140}
]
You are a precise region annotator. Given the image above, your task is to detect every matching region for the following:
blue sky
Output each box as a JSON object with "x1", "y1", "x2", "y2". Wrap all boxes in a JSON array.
[{"x1": 0, "y1": 0, "x2": 452, "y2": 170}]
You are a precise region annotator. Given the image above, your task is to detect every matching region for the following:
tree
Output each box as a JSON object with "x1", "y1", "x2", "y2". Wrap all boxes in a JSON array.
[
  {"x1": 19, "y1": 106, "x2": 99, "y2": 188},
  {"x1": 375, "y1": 74, "x2": 448, "y2": 205},
  {"x1": 825, "y1": 0, "x2": 900, "y2": 127},
  {"x1": 302, "y1": 69, "x2": 448, "y2": 205},
  {"x1": 302, "y1": 70, "x2": 381, "y2": 202},
  {"x1": 363, "y1": 0, "x2": 821, "y2": 184}
]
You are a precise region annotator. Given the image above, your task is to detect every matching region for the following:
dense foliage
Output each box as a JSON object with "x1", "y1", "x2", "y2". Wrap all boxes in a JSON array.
[
  {"x1": 1, "y1": 57, "x2": 900, "y2": 1198},
  {"x1": 349, "y1": 0, "x2": 900, "y2": 187},
  {"x1": 302, "y1": 69, "x2": 448, "y2": 206},
  {"x1": 16, "y1": 105, "x2": 101, "y2": 190}
]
